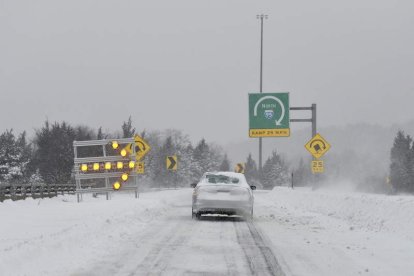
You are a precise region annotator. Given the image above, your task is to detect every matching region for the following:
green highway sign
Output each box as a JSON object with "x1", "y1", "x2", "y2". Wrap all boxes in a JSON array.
[{"x1": 249, "y1": 92, "x2": 290, "y2": 137}]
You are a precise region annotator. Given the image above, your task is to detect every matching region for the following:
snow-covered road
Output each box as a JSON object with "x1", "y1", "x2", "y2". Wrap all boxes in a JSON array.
[
  {"x1": 1, "y1": 187, "x2": 414, "y2": 275},
  {"x1": 71, "y1": 191, "x2": 284, "y2": 276}
]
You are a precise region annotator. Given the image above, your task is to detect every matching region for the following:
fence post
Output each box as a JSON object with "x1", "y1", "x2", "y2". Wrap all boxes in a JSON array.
[
  {"x1": 0, "y1": 185, "x2": 4, "y2": 202},
  {"x1": 11, "y1": 185, "x2": 16, "y2": 200}
]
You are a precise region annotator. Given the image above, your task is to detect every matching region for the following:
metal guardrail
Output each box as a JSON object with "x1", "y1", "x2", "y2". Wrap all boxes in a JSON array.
[{"x1": 0, "y1": 183, "x2": 76, "y2": 202}]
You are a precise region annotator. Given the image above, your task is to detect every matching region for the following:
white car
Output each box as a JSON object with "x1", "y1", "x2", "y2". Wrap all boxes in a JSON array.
[{"x1": 191, "y1": 172, "x2": 256, "y2": 220}]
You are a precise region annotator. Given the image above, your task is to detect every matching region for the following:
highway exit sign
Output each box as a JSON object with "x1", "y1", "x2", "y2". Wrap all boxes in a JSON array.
[{"x1": 249, "y1": 93, "x2": 290, "y2": 137}]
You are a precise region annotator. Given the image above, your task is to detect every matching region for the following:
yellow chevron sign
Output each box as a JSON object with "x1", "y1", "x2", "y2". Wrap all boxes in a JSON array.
[
  {"x1": 166, "y1": 155, "x2": 178, "y2": 171},
  {"x1": 235, "y1": 163, "x2": 245, "y2": 174}
]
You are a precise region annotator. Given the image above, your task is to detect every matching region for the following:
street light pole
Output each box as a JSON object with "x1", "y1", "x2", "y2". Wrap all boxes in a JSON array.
[{"x1": 257, "y1": 14, "x2": 268, "y2": 172}]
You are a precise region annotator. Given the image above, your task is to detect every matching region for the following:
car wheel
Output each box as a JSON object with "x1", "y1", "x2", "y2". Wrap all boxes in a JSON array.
[
  {"x1": 195, "y1": 212, "x2": 201, "y2": 220},
  {"x1": 192, "y1": 209, "x2": 201, "y2": 220}
]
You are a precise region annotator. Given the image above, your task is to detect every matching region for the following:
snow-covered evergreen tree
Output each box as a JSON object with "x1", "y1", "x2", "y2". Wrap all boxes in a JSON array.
[
  {"x1": 261, "y1": 150, "x2": 289, "y2": 189},
  {"x1": 74, "y1": 125, "x2": 99, "y2": 157},
  {"x1": 15, "y1": 131, "x2": 32, "y2": 182},
  {"x1": 0, "y1": 129, "x2": 31, "y2": 183},
  {"x1": 154, "y1": 136, "x2": 174, "y2": 186},
  {"x1": 192, "y1": 138, "x2": 210, "y2": 178},
  {"x1": 219, "y1": 154, "x2": 230, "y2": 171},
  {"x1": 293, "y1": 158, "x2": 312, "y2": 187},
  {"x1": 167, "y1": 130, "x2": 195, "y2": 187},
  {"x1": 142, "y1": 130, "x2": 162, "y2": 187},
  {"x1": 390, "y1": 131, "x2": 413, "y2": 192},
  {"x1": 96, "y1": 127, "x2": 105, "y2": 140},
  {"x1": 207, "y1": 143, "x2": 223, "y2": 172},
  {"x1": 33, "y1": 121, "x2": 76, "y2": 184},
  {"x1": 192, "y1": 139, "x2": 223, "y2": 178},
  {"x1": 409, "y1": 141, "x2": 414, "y2": 192},
  {"x1": 122, "y1": 116, "x2": 136, "y2": 138},
  {"x1": 245, "y1": 153, "x2": 259, "y2": 183},
  {"x1": 28, "y1": 169, "x2": 44, "y2": 184},
  {"x1": 181, "y1": 143, "x2": 197, "y2": 183}
]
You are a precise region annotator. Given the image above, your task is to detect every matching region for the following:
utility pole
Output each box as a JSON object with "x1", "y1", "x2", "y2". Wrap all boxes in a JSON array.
[{"x1": 257, "y1": 14, "x2": 268, "y2": 172}]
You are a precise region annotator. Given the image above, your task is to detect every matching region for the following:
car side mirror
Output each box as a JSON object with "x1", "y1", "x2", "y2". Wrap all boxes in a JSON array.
[
  {"x1": 250, "y1": 185, "x2": 256, "y2": 190},
  {"x1": 190, "y1": 182, "x2": 197, "y2": 188}
]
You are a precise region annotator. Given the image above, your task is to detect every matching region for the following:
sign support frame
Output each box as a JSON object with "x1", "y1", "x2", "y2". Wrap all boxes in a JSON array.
[
  {"x1": 289, "y1": 103, "x2": 317, "y2": 138},
  {"x1": 73, "y1": 137, "x2": 140, "y2": 203},
  {"x1": 256, "y1": 103, "x2": 317, "y2": 172}
]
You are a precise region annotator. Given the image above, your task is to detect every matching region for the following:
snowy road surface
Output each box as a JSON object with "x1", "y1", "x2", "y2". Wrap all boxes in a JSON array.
[{"x1": 1, "y1": 187, "x2": 414, "y2": 275}]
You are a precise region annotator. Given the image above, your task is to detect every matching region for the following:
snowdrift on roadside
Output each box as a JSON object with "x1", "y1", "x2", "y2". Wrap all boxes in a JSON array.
[
  {"x1": 267, "y1": 187, "x2": 414, "y2": 240},
  {"x1": 0, "y1": 190, "x2": 183, "y2": 276}
]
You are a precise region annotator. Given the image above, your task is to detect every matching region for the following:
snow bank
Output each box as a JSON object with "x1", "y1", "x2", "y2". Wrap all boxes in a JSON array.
[
  {"x1": 266, "y1": 187, "x2": 414, "y2": 240},
  {"x1": 0, "y1": 190, "x2": 186, "y2": 276}
]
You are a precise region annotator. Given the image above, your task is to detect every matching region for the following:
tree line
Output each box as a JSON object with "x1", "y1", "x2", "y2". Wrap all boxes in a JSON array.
[
  {"x1": 390, "y1": 130, "x2": 414, "y2": 193},
  {"x1": 4, "y1": 120, "x2": 413, "y2": 192},
  {"x1": 0, "y1": 117, "x2": 291, "y2": 189}
]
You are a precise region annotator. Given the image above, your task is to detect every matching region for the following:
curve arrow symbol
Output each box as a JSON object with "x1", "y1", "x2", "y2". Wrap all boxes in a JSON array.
[
  {"x1": 168, "y1": 156, "x2": 177, "y2": 170},
  {"x1": 253, "y1": 96, "x2": 285, "y2": 126}
]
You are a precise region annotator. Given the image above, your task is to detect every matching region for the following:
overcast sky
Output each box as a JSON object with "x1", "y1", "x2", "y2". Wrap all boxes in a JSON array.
[{"x1": 1, "y1": 0, "x2": 413, "y2": 144}]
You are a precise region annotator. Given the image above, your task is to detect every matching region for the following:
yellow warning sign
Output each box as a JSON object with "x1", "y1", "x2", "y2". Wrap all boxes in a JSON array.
[
  {"x1": 134, "y1": 135, "x2": 151, "y2": 161},
  {"x1": 235, "y1": 163, "x2": 245, "y2": 174},
  {"x1": 305, "y1": 133, "x2": 331, "y2": 159},
  {"x1": 136, "y1": 161, "x2": 145, "y2": 174},
  {"x1": 311, "y1": 160, "x2": 324, "y2": 173},
  {"x1": 166, "y1": 155, "x2": 178, "y2": 171}
]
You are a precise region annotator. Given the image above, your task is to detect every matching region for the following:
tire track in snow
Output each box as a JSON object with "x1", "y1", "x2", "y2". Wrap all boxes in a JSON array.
[
  {"x1": 219, "y1": 220, "x2": 241, "y2": 276},
  {"x1": 75, "y1": 219, "x2": 178, "y2": 276},
  {"x1": 128, "y1": 216, "x2": 192, "y2": 275},
  {"x1": 72, "y1": 189, "x2": 286, "y2": 275},
  {"x1": 234, "y1": 221, "x2": 285, "y2": 276}
]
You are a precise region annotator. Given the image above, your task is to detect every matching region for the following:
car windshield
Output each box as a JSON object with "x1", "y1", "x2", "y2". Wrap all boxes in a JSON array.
[{"x1": 204, "y1": 174, "x2": 240, "y2": 184}]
